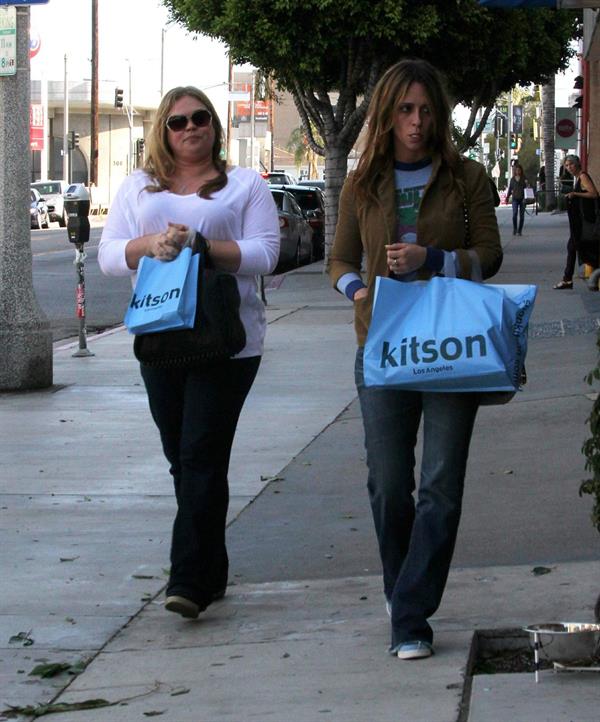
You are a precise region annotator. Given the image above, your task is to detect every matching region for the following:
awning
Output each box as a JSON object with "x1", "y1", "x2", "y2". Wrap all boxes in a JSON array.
[{"x1": 479, "y1": 1, "x2": 599, "y2": 7}]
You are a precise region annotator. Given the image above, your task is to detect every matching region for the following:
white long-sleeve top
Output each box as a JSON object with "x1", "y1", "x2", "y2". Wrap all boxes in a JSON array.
[{"x1": 99, "y1": 166, "x2": 280, "y2": 358}]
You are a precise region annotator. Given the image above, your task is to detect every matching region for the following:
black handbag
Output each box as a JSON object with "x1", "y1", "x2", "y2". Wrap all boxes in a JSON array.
[
  {"x1": 580, "y1": 197, "x2": 600, "y2": 250},
  {"x1": 133, "y1": 233, "x2": 246, "y2": 367}
]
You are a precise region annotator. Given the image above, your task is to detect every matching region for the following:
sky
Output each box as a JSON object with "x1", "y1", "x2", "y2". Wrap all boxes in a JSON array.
[{"x1": 29, "y1": 0, "x2": 230, "y2": 112}]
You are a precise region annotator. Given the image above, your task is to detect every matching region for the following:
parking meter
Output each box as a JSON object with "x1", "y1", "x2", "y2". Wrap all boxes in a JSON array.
[
  {"x1": 63, "y1": 183, "x2": 90, "y2": 245},
  {"x1": 63, "y1": 184, "x2": 94, "y2": 357}
]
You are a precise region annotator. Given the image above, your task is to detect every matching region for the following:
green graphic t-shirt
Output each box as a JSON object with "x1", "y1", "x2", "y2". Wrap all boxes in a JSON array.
[{"x1": 393, "y1": 158, "x2": 432, "y2": 281}]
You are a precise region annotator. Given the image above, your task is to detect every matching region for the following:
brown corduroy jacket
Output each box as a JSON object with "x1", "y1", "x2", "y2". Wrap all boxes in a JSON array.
[{"x1": 328, "y1": 156, "x2": 503, "y2": 346}]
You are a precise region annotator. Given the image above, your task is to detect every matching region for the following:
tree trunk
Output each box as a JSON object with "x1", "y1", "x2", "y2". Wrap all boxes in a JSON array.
[
  {"x1": 323, "y1": 143, "x2": 351, "y2": 262},
  {"x1": 541, "y1": 80, "x2": 556, "y2": 211}
]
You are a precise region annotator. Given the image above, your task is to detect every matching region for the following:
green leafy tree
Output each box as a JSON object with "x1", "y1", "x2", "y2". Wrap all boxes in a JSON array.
[{"x1": 163, "y1": 0, "x2": 577, "y2": 253}]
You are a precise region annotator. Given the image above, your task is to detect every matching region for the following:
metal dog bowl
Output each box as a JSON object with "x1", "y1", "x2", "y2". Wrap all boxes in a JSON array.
[{"x1": 524, "y1": 623, "x2": 600, "y2": 665}]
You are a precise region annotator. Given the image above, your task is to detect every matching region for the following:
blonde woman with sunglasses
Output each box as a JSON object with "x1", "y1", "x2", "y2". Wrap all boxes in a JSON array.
[{"x1": 99, "y1": 87, "x2": 280, "y2": 620}]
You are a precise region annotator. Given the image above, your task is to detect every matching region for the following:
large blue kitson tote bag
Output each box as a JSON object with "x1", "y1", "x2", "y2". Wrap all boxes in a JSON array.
[
  {"x1": 363, "y1": 276, "x2": 537, "y2": 393},
  {"x1": 124, "y1": 246, "x2": 198, "y2": 335}
]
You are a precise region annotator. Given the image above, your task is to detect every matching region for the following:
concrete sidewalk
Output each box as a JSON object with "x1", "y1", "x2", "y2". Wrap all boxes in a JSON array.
[{"x1": 1, "y1": 207, "x2": 599, "y2": 721}]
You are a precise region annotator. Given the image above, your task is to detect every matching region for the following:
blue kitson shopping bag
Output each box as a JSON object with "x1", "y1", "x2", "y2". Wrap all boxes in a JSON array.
[
  {"x1": 124, "y1": 247, "x2": 199, "y2": 335},
  {"x1": 363, "y1": 276, "x2": 537, "y2": 392}
]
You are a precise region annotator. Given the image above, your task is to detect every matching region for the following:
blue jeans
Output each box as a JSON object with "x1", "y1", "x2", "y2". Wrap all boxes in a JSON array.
[
  {"x1": 355, "y1": 348, "x2": 479, "y2": 647},
  {"x1": 512, "y1": 199, "x2": 525, "y2": 233},
  {"x1": 141, "y1": 357, "x2": 260, "y2": 607}
]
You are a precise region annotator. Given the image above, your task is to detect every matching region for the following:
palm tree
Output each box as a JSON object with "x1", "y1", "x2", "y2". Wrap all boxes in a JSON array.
[
  {"x1": 286, "y1": 126, "x2": 322, "y2": 180},
  {"x1": 541, "y1": 80, "x2": 556, "y2": 211}
]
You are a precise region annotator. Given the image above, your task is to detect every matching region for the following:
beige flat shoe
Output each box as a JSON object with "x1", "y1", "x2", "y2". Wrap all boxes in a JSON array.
[{"x1": 165, "y1": 595, "x2": 200, "y2": 619}]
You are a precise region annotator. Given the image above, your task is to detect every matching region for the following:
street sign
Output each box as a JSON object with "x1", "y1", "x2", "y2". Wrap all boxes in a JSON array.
[
  {"x1": 30, "y1": 103, "x2": 44, "y2": 150},
  {"x1": 0, "y1": 6, "x2": 16, "y2": 77},
  {"x1": 29, "y1": 28, "x2": 40, "y2": 58},
  {"x1": 555, "y1": 107, "x2": 577, "y2": 150}
]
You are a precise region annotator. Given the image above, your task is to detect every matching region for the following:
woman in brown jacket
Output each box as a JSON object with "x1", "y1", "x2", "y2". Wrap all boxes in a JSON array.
[{"x1": 328, "y1": 59, "x2": 502, "y2": 660}]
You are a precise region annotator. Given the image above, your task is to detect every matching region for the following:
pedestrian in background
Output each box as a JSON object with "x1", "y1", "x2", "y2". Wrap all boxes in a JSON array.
[
  {"x1": 553, "y1": 153, "x2": 599, "y2": 289},
  {"x1": 328, "y1": 59, "x2": 502, "y2": 660},
  {"x1": 99, "y1": 86, "x2": 280, "y2": 619},
  {"x1": 506, "y1": 163, "x2": 527, "y2": 236}
]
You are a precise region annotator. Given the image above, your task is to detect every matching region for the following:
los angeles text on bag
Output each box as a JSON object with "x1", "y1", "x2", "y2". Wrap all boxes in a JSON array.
[
  {"x1": 363, "y1": 276, "x2": 537, "y2": 396},
  {"x1": 133, "y1": 234, "x2": 246, "y2": 367}
]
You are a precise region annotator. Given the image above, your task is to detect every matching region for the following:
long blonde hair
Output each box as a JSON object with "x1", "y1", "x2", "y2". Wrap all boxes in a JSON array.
[
  {"x1": 144, "y1": 86, "x2": 227, "y2": 199},
  {"x1": 353, "y1": 59, "x2": 460, "y2": 207}
]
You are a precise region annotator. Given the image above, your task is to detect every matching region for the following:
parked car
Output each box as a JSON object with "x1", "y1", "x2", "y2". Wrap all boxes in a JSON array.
[
  {"x1": 263, "y1": 170, "x2": 297, "y2": 185},
  {"x1": 270, "y1": 189, "x2": 313, "y2": 270},
  {"x1": 30, "y1": 188, "x2": 50, "y2": 230},
  {"x1": 30, "y1": 180, "x2": 70, "y2": 226},
  {"x1": 297, "y1": 179, "x2": 325, "y2": 191},
  {"x1": 270, "y1": 184, "x2": 325, "y2": 259}
]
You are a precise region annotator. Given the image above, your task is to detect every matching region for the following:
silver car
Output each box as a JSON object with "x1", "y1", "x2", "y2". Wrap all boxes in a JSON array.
[
  {"x1": 30, "y1": 188, "x2": 50, "y2": 230},
  {"x1": 30, "y1": 180, "x2": 70, "y2": 227},
  {"x1": 270, "y1": 189, "x2": 313, "y2": 271}
]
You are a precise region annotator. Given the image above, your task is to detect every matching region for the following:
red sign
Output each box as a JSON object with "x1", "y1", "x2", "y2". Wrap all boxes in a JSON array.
[
  {"x1": 30, "y1": 103, "x2": 44, "y2": 151},
  {"x1": 235, "y1": 99, "x2": 270, "y2": 122},
  {"x1": 29, "y1": 30, "x2": 41, "y2": 58},
  {"x1": 556, "y1": 118, "x2": 575, "y2": 138}
]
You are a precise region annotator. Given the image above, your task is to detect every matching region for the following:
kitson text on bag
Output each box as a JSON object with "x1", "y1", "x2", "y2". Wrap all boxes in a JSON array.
[
  {"x1": 129, "y1": 288, "x2": 181, "y2": 310},
  {"x1": 379, "y1": 334, "x2": 487, "y2": 373}
]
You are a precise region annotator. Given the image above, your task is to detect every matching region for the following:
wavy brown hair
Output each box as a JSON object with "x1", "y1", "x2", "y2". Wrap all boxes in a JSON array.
[
  {"x1": 353, "y1": 59, "x2": 460, "y2": 208},
  {"x1": 143, "y1": 86, "x2": 227, "y2": 199}
]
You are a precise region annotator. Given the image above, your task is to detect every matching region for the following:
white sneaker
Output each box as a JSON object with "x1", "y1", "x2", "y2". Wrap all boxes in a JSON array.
[{"x1": 395, "y1": 641, "x2": 434, "y2": 660}]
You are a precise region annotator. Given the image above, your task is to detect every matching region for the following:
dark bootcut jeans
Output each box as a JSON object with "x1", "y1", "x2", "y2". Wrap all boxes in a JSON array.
[
  {"x1": 355, "y1": 349, "x2": 479, "y2": 648},
  {"x1": 512, "y1": 199, "x2": 525, "y2": 234},
  {"x1": 141, "y1": 356, "x2": 260, "y2": 608}
]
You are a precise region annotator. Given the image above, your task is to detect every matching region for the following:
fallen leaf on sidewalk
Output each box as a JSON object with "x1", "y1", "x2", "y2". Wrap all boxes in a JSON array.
[
  {"x1": 260, "y1": 474, "x2": 285, "y2": 482},
  {"x1": 532, "y1": 566, "x2": 553, "y2": 576},
  {"x1": 170, "y1": 688, "x2": 190, "y2": 697},
  {"x1": 29, "y1": 660, "x2": 87, "y2": 678},
  {"x1": 143, "y1": 712, "x2": 166, "y2": 717},
  {"x1": 8, "y1": 630, "x2": 34, "y2": 646},
  {"x1": 59, "y1": 556, "x2": 79, "y2": 562}
]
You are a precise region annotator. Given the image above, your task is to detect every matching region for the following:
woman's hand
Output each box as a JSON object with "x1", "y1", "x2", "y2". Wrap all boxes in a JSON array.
[
  {"x1": 148, "y1": 222, "x2": 190, "y2": 260},
  {"x1": 353, "y1": 287, "x2": 368, "y2": 302},
  {"x1": 385, "y1": 242, "x2": 426, "y2": 274}
]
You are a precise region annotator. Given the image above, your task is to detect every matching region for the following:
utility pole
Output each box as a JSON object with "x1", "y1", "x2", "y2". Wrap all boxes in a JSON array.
[
  {"x1": 90, "y1": 0, "x2": 99, "y2": 185},
  {"x1": 62, "y1": 53, "x2": 68, "y2": 182},
  {"x1": 0, "y1": 5, "x2": 52, "y2": 389},
  {"x1": 160, "y1": 28, "x2": 165, "y2": 97},
  {"x1": 226, "y1": 56, "x2": 233, "y2": 162}
]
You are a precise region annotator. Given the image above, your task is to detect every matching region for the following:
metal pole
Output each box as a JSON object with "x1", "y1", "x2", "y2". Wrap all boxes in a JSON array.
[
  {"x1": 160, "y1": 28, "x2": 165, "y2": 97},
  {"x1": 62, "y1": 53, "x2": 68, "y2": 182},
  {"x1": 40, "y1": 70, "x2": 48, "y2": 179},
  {"x1": 226, "y1": 55, "x2": 233, "y2": 162},
  {"x1": 507, "y1": 91, "x2": 513, "y2": 175},
  {"x1": 250, "y1": 70, "x2": 255, "y2": 170},
  {"x1": 128, "y1": 62, "x2": 133, "y2": 174},
  {"x1": 90, "y1": 0, "x2": 99, "y2": 186},
  {"x1": 72, "y1": 244, "x2": 94, "y2": 357}
]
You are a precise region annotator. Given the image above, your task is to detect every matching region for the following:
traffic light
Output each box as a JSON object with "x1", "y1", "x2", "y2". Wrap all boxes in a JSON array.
[
  {"x1": 135, "y1": 138, "x2": 145, "y2": 167},
  {"x1": 494, "y1": 114, "x2": 506, "y2": 137},
  {"x1": 114, "y1": 87, "x2": 124, "y2": 109},
  {"x1": 572, "y1": 75, "x2": 583, "y2": 111},
  {"x1": 510, "y1": 133, "x2": 517, "y2": 150},
  {"x1": 69, "y1": 130, "x2": 80, "y2": 149}
]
